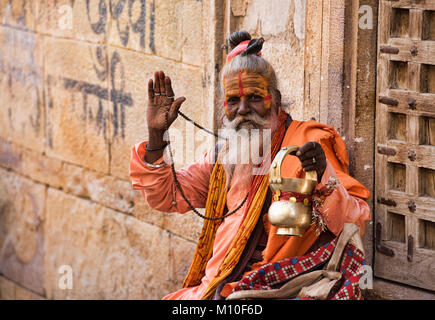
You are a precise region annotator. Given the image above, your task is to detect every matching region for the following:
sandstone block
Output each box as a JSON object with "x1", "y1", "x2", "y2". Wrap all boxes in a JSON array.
[
  {"x1": 58, "y1": 162, "x2": 89, "y2": 198},
  {"x1": 107, "y1": 0, "x2": 205, "y2": 64},
  {"x1": 14, "y1": 283, "x2": 45, "y2": 300},
  {"x1": 174, "y1": 62, "x2": 207, "y2": 127},
  {"x1": 106, "y1": 46, "x2": 148, "y2": 180},
  {"x1": 121, "y1": 214, "x2": 175, "y2": 299},
  {"x1": 0, "y1": 275, "x2": 45, "y2": 300},
  {"x1": 108, "y1": 0, "x2": 200, "y2": 61},
  {"x1": 108, "y1": 0, "x2": 155, "y2": 54},
  {"x1": 134, "y1": 197, "x2": 203, "y2": 243},
  {"x1": 0, "y1": 0, "x2": 37, "y2": 30},
  {"x1": 180, "y1": 0, "x2": 203, "y2": 67},
  {"x1": 241, "y1": 0, "x2": 292, "y2": 36},
  {"x1": 231, "y1": 0, "x2": 248, "y2": 16},
  {"x1": 20, "y1": 149, "x2": 64, "y2": 189},
  {"x1": 0, "y1": 168, "x2": 46, "y2": 296},
  {"x1": 44, "y1": 37, "x2": 110, "y2": 173},
  {"x1": 44, "y1": 188, "x2": 172, "y2": 299},
  {"x1": 0, "y1": 275, "x2": 15, "y2": 300},
  {"x1": 167, "y1": 234, "x2": 196, "y2": 292},
  {"x1": 0, "y1": 138, "x2": 136, "y2": 214},
  {"x1": 0, "y1": 139, "x2": 23, "y2": 172},
  {"x1": 82, "y1": 167, "x2": 137, "y2": 214},
  {"x1": 152, "y1": 0, "x2": 183, "y2": 60},
  {"x1": 263, "y1": 37, "x2": 305, "y2": 120},
  {"x1": 0, "y1": 139, "x2": 65, "y2": 188},
  {"x1": 36, "y1": 0, "x2": 108, "y2": 43},
  {"x1": 107, "y1": 47, "x2": 207, "y2": 179},
  {"x1": 43, "y1": 161, "x2": 137, "y2": 214},
  {"x1": 0, "y1": 26, "x2": 45, "y2": 152}
]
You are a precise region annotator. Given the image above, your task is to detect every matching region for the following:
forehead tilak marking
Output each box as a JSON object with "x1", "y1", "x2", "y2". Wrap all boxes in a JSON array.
[
  {"x1": 224, "y1": 71, "x2": 268, "y2": 95},
  {"x1": 238, "y1": 71, "x2": 244, "y2": 97}
]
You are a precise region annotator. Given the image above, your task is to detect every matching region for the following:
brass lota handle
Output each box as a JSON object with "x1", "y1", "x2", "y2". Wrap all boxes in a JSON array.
[{"x1": 269, "y1": 146, "x2": 317, "y2": 184}]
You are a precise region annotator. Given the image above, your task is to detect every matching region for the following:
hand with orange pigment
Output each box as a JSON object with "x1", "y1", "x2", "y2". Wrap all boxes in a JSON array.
[
  {"x1": 296, "y1": 141, "x2": 327, "y2": 182},
  {"x1": 145, "y1": 70, "x2": 186, "y2": 163}
]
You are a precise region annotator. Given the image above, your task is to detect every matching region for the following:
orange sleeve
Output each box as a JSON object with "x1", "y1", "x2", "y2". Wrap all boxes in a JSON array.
[
  {"x1": 282, "y1": 121, "x2": 371, "y2": 236},
  {"x1": 129, "y1": 140, "x2": 214, "y2": 213},
  {"x1": 318, "y1": 125, "x2": 370, "y2": 199},
  {"x1": 316, "y1": 160, "x2": 371, "y2": 236},
  {"x1": 309, "y1": 125, "x2": 371, "y2": 235}
]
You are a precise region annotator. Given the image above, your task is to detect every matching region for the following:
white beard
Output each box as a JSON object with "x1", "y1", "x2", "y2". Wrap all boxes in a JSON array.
[{"x1": 217, "y1": 110, "x2": 279, "y2": 190}]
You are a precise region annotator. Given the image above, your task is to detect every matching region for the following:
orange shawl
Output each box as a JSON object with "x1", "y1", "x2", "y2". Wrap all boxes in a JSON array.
[
  {"x1": 182, "y1": 115, "x2": 370, "y2": 300},
  {"x1": 259, "y1": 120, "x2": 370, "y2": 266}
]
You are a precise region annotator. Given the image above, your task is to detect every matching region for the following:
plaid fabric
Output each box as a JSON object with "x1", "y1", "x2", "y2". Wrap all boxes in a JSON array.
[
  {"x1": 231, "y1": 238, "x2": 366, "y2": 300},
  {"x1": 233, "y1": 239, "x2": 337, "y2": 292},
  {"x1": 330, "y1": 242, "x2": 365, "y2": 300}
]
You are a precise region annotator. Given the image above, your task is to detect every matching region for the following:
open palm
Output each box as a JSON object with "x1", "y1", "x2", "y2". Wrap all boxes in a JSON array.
[{"x1": 147, "y1": 70, "x2": 186, "y2": 132}]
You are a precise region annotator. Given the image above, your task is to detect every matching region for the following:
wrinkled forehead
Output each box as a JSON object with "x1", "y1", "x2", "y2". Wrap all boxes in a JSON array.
[{"x1": 223, "y1": 71, "x2": 269, "y2": 96}]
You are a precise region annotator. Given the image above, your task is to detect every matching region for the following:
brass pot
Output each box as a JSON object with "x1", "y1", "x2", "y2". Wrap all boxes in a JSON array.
[{"x1": 268, "y1": 146, "x2": 318, "y2": 236}]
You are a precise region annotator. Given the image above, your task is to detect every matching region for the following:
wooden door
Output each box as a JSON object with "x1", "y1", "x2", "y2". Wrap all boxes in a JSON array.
[{"x1": 375, "y1": 0, "x2": 435, "y2": 291}]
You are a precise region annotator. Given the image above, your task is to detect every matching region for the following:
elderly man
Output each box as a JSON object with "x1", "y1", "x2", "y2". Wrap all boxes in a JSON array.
[{"x1": 130, "y1": 31, "x2": 371, "y2": 300}]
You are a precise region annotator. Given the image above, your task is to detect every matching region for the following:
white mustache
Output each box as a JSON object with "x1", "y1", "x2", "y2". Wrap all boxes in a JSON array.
[{"x1": 224, "y1": 113, "x2": 270, "y2": 130}]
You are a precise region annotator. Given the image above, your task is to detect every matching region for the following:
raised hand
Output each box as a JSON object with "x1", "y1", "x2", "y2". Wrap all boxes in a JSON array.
[
  {"x1": 296, "y1": 141, "x2": 327, "y2": 182},
  {"x1": 147, "y1": 70, "x2": 186, "y2": 132},
  {"x1": 144, "y1": 71, "x2": 186, "y2": 163}
]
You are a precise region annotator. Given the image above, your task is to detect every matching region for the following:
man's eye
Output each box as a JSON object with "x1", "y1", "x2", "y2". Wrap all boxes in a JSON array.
[
  {"x1": 228, "y1": 97, "x2": 239, "y2": 103},
  {"x1": 248, "y1": 95, "x2": 262, "y2": 101}
]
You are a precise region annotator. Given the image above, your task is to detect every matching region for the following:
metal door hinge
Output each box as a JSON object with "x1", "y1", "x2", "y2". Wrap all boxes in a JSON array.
[
  {"x1": 379, "y1": 96, "x2": 399, "y2": 106},
  {"x1": 407, "y1": 235, "x2": 414, "y2": 262},
  {"x1": 377, "y1": 145, "x2": 397, "y2": 156},
  {"x1": 376, "y1": 222, "x2": 395, "y2": 257},
  {"x1": 377, "y1": 196, "x2": 397, "y2": 207},
  {"x1": 380, "y1": 46, "x2": 399, "y2": 54}
]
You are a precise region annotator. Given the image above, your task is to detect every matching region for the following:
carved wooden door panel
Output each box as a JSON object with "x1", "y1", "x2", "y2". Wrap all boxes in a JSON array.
[{"x1": 375, "y1": 0, "x2": 435, "y2": 291}]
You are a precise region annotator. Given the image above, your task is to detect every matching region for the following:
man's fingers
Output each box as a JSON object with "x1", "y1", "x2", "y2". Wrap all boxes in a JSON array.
[
  {"x1": 148, "y1": 79, "x2": 155, "y2": 100},
  {"x1": 171, "y1": 97, "x2": 186, "y2": 113},
  {"x1": 298, "y1": 150, "x2": 322, "y2": 163},
  {"x1": 165, "y1": 77, "x2": 175, "y2": 98},
  {"x1": 154, "y1": 71, "x2": 161, "y2": 94},
  {"x1": 159, "y1": 71, "x2": 166, "y2": 95},
  {"x1": 302, "y1": 158, "x2": 317, "y2": 168},
  {"x1": 296, "y1": 141, "x2": 316, "y2": 156},
  {"x1": 302, "y1": 165, "x2": 316, "y2": 172},
  {"x1": 298, "y1": 149, "x2": 317, "y2": 160},
  {"x1": 301, "y1": 154, "x2": 325, "y2": 165},
  {"x1": 169, "y1": 97, "x2": 186, "y2": 120}
]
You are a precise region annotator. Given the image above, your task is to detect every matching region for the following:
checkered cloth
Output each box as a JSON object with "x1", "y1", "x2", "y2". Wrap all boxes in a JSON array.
[{"x1": 231, "y1": 238, "x2": 366, "y2": 300}]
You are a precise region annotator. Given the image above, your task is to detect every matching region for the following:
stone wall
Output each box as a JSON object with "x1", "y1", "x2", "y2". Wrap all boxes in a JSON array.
[
  {"x1": 0, "y1": 0, "x2": 210, "y2": 300},
  {"x1": 0, "y1": 0, "x2": 379, "y2": 300}
]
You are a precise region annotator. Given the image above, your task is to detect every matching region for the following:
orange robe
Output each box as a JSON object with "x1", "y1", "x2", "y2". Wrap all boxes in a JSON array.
[{"x1": 129, "y1": 119, "x2": 371, "y2": 300}]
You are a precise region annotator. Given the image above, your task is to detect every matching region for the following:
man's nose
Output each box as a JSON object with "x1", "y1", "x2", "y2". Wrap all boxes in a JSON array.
[{"x1": 237, "y1": 97, "x2": 250, "y2": 115}]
